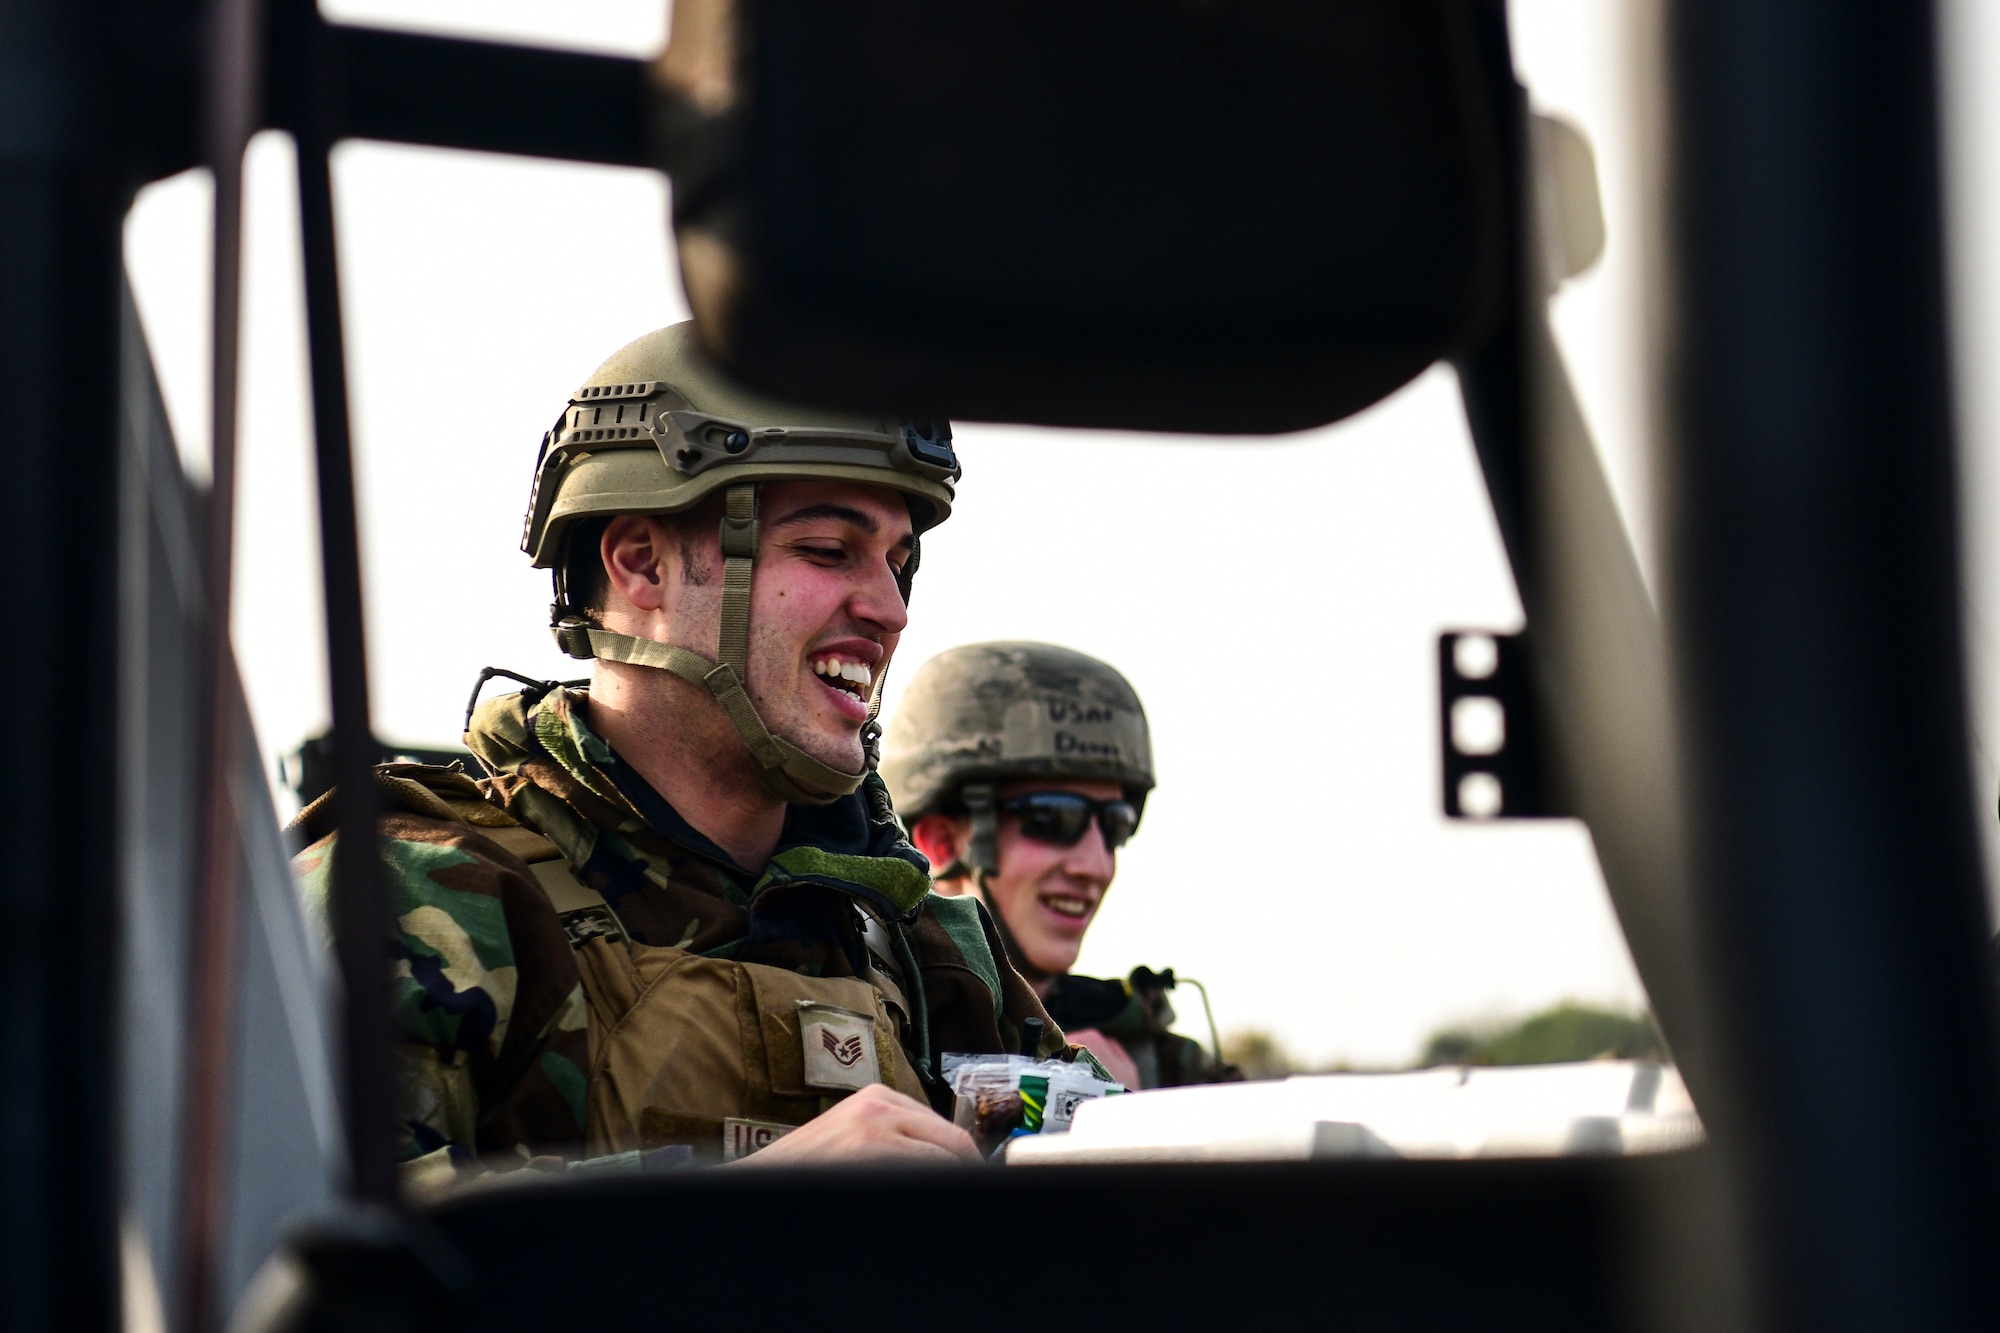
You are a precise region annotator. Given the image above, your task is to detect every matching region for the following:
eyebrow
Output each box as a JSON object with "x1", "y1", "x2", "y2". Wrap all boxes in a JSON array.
[{"x1": 768, "y1": 503, "x2": 914, "y2": 548}]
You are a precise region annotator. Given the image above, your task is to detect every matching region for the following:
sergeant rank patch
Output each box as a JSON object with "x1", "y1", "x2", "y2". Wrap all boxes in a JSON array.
[{"x1": 799, "y1": 1001, "x2": 881, "y2": 1091}]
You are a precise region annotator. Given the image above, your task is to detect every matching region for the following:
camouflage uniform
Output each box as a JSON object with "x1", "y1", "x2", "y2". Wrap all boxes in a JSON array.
[
  {"x1": 289, "y1": 322, "x2": 1064, "y2": 1171},
  {"x1": 291, "y1": 683, "x2": 1055, "y2": 1167}
]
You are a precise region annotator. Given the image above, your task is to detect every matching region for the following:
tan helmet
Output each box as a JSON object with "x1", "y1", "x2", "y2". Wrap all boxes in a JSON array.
[
  {"x1": 881, "y1": 642, "x2": 1154, "y2": 874},
  {"x1": 523, "y1": 322, "x2": 961, "y2": 804}
]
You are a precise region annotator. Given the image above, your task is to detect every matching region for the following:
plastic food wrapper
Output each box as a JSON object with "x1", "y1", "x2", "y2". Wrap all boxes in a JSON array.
[{"x1": 945, "y1": 1054, "x2": 1124, "y2": 1157}]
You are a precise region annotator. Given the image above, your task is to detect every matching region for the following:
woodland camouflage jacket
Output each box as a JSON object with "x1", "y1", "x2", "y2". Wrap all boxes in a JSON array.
[{"x1": 290, "y1": 685, "x2": 1054, "y2": 1167}]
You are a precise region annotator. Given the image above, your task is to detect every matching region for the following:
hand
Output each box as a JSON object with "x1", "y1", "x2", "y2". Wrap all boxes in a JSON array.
[
  {"x1": 730, "y1": 1084, "x2": 979, "y2": 1167},
  {"x1": 1064, "y1": 1028, "x2": 1142, "y2": 1090}
]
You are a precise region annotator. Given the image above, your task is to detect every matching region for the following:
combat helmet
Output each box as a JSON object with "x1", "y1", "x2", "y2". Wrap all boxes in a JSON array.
[
  {"x1": 521, "y1": 321, "x2": 961, "y2": 804},
  {"x1": 881, "y1": 642, "x2": 1154, "y2": 875}
]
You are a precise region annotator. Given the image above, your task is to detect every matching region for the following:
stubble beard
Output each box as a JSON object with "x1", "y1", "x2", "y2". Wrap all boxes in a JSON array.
[{"x1": 745, "y1": 619, "x2": 868, "y2": 777}]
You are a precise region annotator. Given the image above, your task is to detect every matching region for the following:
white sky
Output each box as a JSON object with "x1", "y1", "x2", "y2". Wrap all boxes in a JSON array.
[{"x1": 122, "y1": 1, "x2": 2000, "y2": 1068}]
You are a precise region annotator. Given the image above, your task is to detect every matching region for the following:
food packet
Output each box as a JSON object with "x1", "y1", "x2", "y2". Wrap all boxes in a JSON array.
[
  {"x1": 944, "y1": 1053, "x2": 1124, "y2": 1157},
  {"x1": 1018, "y1": 1074, "x2": 1050, "y2": 1133},
  {"x1": 941, "y1": 1053, "x2": 1043, "y2": 1084},
  {"x1": 1041, "y1": 1064, "x2": 1121, "y2": 1133},
  {"x1": 947, "y1": 1057, "x2": 1031, "y2": 1154}
]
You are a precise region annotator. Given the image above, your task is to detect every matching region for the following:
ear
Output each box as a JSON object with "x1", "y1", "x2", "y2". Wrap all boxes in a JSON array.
[
  {"x1": 600, "y1": 514, "x2": 671, "y2": 613},
  {"x1": 909, "y1": 813, "x2": 966, "y2": 873}
]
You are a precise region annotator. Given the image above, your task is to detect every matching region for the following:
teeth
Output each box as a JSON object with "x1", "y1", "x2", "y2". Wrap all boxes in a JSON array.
[
  {"x1": 1044, "y1": 896, "x2": 1091, "y2": 919},
  {"x1": 811, "y1": 656, "x2": 873, "y2": 691}
]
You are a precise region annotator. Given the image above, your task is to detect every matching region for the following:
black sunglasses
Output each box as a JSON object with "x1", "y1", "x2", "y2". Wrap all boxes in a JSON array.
[{"x1": 996, "y1": 792, "x2": 1140, "y2": 851}]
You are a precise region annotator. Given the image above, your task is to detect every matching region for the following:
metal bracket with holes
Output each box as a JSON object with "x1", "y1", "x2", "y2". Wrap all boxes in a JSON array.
[{"x1": 1438, "y1": 631, "x2": 1564, "y2": 819}]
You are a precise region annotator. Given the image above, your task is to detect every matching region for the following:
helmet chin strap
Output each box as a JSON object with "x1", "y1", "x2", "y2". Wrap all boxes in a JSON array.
[
  {"x1": 930, "y1": 781, "x2": 997, "y2": 881},
  {"x1": 552, "y1": 483, "x2": 878, "y2": 806},
  {"x1": 930, "y1": 782, "x2": 1052, "y2": 981}
]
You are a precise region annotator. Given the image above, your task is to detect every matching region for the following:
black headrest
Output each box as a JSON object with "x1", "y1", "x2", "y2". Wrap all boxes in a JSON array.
[{"x1": 658, "y1": 0, "x2": 1508, "y2": 434}]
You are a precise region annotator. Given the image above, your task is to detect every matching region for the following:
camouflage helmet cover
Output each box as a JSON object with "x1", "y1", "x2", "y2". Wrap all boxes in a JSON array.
[
  {"x1": 522, "y1": 321, "x2": 958, "y2": 570},
  {"x1": 882, "y1": 641, "x2": 1155, "y2": 820}
]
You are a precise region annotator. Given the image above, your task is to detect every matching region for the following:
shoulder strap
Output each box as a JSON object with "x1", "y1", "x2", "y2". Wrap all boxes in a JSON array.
[
  {"x1": 526, "y1": 860, "x2": 629, "y2": 950},
  {"x1": 395, "y1": 765, "x2": 630, "y2": 951},
  {"x1": 476, "y1": 809, "x2": 642, "y2": 1033},
  {"x1": 473, "y1": 820, "x2": 629, "y2": 950}
]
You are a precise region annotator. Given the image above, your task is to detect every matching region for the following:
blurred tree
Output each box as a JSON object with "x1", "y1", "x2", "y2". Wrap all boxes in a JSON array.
[
  {"x1": 1221, "y1": 1029, "x2": 1298, "y2": 1080},
  {"x1": 1418, "y1": 1027, "x2": 1488, "y2": 1066},
  {"x1": 1418, "y1": 1002, "x2": 1666, "y2": 1067}
]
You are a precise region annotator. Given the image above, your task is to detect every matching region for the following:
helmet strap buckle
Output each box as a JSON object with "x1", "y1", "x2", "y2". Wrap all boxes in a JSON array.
[
  {"x1": 961, "y1": 781, "x2": 998, "y2": 875},
  {"x1": 719, "y1": 509, "x2": 759, "y2": 559},
  {"x1": 552, "y1": 622, "x2": 595, "y2": 660}
]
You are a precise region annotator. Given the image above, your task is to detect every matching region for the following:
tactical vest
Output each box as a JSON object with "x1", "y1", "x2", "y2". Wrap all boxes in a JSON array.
[{"x1": 376, "y1": 768, "x2": 926, "y2": 1163}]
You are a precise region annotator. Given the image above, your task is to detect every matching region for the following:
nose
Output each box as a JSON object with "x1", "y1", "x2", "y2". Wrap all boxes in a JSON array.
[
  {"x1": 852, "y1": 553, "x2": 910, "y2": 635},
  {"x1": 1062, "y1": 816, "x2": 1116, "y2": 884}
]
